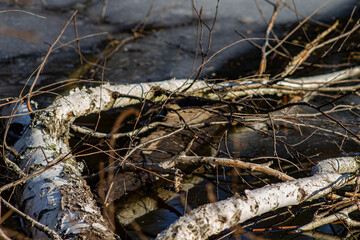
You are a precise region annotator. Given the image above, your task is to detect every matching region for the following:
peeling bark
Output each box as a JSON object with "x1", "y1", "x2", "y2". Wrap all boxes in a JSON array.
[{"x1": 2, "y1": 103, "x2": 117, "y2": 239}]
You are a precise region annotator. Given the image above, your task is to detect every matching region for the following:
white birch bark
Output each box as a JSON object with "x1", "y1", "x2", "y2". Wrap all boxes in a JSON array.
[
  {"x1": 156, "y1": 157, "x2": 360, "y2": 240},
  {"x1": 2, "y1": 103, "x2": 118, "y2": 239},
  {"x1": 2, "y1": 67, "x2": 359, "y2": 239},
  {"x1": 2, "y1": 80, "x2": 211, "y2": 239}
]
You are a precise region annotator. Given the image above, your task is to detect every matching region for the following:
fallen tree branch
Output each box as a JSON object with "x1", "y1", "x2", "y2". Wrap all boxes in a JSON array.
[
  {"x1": 2, "y1": 66, "x2": 360, "y2": 238},
  {"x1": 295, "y1": 203, "x2": 360, "y2": 232},
  {"x1": 162, "y1": 155, "x2": 295, "y2": 182},
  {"x1": 281, "y1": 20, "x2": 339, "y2": 77},
  {"x1": 156, "y1": 157, "x2": 360, "y2": 239},
  {"x1": 71, "y1": 121, "x2": 234, "y2": 140}
]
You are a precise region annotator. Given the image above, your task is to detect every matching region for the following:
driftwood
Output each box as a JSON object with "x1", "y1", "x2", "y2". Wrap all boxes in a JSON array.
[{"x1": 1, "y1": 66, "x2": 360, "y2": 239}]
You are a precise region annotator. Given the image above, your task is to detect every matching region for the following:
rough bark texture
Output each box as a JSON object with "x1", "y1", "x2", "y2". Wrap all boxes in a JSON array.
[{"x1": 4, "y1": 104, "x2": 117, "y2": 239}]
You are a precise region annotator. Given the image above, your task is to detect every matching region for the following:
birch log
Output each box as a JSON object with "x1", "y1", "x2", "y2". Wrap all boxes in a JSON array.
[
  {"x1": 2, "y1": 67, "x2": 360, "y2": 239},
  {"x1": 2, "y1": 103, "x2": 118, "y2": 239},
  {"x1": 156, "y1": 157, "x2": 360, "y2": 240}
]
